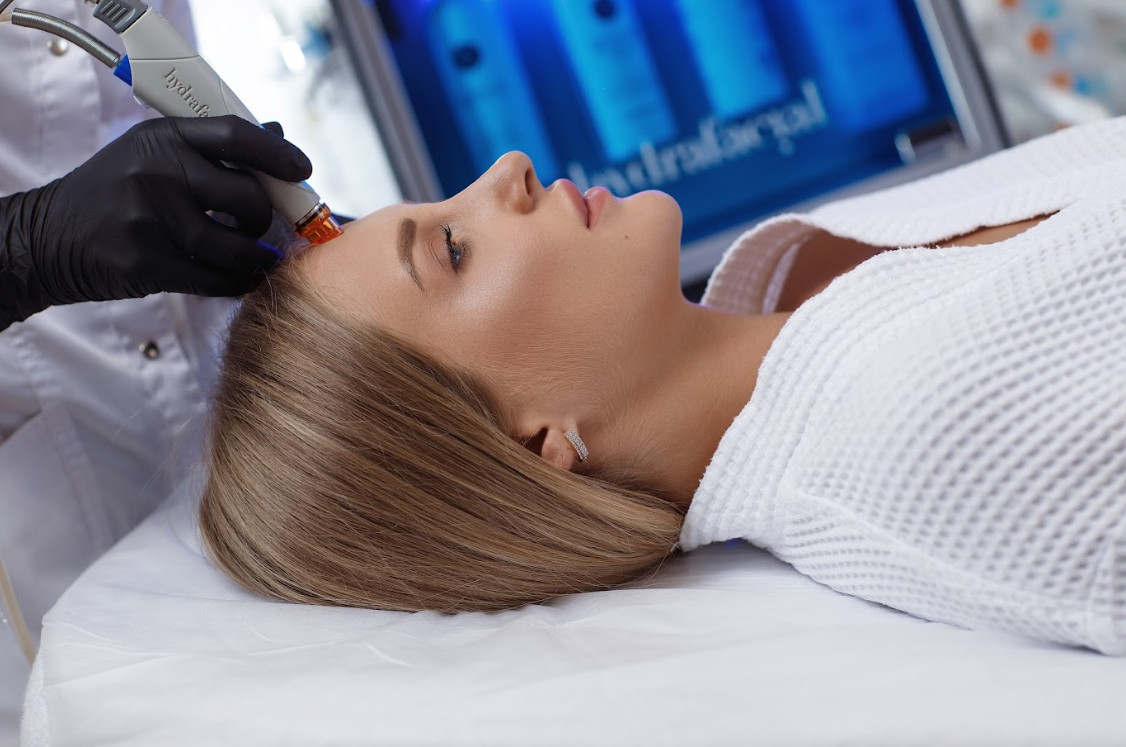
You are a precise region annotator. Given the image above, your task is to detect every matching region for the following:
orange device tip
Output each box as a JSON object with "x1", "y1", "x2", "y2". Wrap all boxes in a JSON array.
[{"x1": 295, "y1": 203, "x2": 344, "y2": 246}]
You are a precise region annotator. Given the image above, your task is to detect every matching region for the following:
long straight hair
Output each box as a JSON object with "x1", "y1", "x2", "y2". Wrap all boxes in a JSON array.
[{"x1": 199, "y1": 260, "x2": 685, "y2": 612}]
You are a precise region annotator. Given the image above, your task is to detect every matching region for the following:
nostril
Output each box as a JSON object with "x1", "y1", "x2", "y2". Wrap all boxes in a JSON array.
[
  {"x1": 494, "y1": 152, "x2": 538, "y2": 210},
  {"x1": 524, "y1": 165, "x2": 539, "y2": 198}
]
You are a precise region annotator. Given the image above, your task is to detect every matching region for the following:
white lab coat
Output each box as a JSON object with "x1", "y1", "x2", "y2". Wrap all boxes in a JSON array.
[{"x1": 0, "y1": 2, "x2": 236, "y2": 742}]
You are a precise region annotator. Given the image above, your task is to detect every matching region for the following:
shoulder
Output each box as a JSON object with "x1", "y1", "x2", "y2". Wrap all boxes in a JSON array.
[
  {"x1": 809, "y1": 117, "x2": 1126, "y2": 246},
  {"x1": 704, "y1": 118, "x2": 1126, "y2": 316}
]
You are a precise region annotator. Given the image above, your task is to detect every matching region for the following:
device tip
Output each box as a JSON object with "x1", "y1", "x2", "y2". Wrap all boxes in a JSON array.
[{"x1": 295, "y1": 204, "x2": 344, "y2": 246}]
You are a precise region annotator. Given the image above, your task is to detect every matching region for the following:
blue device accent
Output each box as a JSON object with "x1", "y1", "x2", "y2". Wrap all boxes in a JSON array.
[
  {"x1": 425, "y1": 0, "x2": 559, "y2": 180},
  {"x1": 673, "y1": 0, "x2": 788, "y2": 121},
  {"x1": 549, "y1": 0, "x2": 676, "y2": 163},
  {"x1": 788, "y1": 0, "x2": 928, "y2": 132},
  {"x1": 113, "y1": 55, "x2": 132, "y2": 85}
]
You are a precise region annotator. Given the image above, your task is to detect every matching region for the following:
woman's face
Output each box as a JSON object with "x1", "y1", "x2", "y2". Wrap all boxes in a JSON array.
[{"x1": 303, "y1": 151, "x2": 685, "y2": 423}]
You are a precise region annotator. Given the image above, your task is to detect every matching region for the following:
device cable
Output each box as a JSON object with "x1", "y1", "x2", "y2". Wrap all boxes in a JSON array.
[{"x1": 9, "y1": 8, "x2": 121, "y2": 68}]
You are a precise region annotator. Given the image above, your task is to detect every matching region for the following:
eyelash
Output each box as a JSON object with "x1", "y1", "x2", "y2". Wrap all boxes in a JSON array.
[{"x1": 441, "y1": 224, "x2": 468, "y2": 273}]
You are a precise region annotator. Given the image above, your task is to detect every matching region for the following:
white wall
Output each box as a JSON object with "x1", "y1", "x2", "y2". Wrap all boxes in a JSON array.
[{"x1": 191, "y1": 0, "x2": 401, "y2": 218}]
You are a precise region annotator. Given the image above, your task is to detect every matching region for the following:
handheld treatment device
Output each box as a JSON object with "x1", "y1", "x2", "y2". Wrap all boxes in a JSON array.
[{"x1": 0, "y1": 0, "x2": 344, "y2": 246}]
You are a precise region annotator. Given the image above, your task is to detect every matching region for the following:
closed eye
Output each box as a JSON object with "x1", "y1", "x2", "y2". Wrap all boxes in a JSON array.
[{"x1": 442, "y1": 224, "x2": 469, "y2": 273}]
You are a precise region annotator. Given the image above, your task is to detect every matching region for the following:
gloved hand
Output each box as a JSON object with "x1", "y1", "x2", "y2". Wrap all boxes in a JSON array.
[{"x1": 0, "y1": 115, "x2": 313, "y2": 330}]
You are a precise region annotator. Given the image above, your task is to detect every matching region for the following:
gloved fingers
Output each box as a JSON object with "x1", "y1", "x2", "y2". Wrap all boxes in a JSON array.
[
  {"x1": 154, "y1": 192, "x2": 282, "y2": 276},
  {"x1": 174, "y1": 115, "x2": 312, "y2": 183},
  {"x1": 261, "y1": 121, "x2": 284, "y2": 138},
  {"x1": 181, "y1": 215, "x2": 284, "y2": 276},
  {"x1": 185, "y1": 157, "x2": 275, "y2": 238},
  {"x1": 167, "y1": 261, "x2": 267, "y2": 298}
]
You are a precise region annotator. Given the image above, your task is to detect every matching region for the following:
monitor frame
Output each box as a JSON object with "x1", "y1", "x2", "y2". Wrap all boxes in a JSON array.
[{"x1": 331, "y1": 0, "x2": 1009, "y2": 284}]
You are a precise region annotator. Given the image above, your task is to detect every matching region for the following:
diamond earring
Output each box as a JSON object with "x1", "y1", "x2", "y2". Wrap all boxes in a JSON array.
[{"x1": 563, "y1": 428, "x2": 589, "y2": 462}]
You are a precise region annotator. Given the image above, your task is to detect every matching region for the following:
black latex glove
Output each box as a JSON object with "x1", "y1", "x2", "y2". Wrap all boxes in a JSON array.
[{"x1": 0, "y1": 115, "x2": 312, "y2": 330}]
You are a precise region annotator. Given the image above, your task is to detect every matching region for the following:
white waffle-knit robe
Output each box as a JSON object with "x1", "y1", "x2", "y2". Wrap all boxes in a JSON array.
[{"x1": 681, "y1": 117, "x2": 1126, "y2": 655}]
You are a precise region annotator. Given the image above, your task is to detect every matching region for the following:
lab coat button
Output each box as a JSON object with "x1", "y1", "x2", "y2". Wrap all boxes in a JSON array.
[
  {"x1": 48, "y1": 38, "x2": 70, "y2": 56},
  {"x1": 140, "y1": 341, "x2": 161, "y2": 360}
]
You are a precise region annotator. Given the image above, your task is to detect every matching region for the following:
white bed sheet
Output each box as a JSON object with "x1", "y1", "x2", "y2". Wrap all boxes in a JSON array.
[{"x1": 24, "y1": 478, "x2": 1126, "y2": 747}]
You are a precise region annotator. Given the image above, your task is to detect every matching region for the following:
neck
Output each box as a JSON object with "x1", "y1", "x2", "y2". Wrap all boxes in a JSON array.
[{"x1": 604, "y1": 300, "x2": 791, "y2": 508}]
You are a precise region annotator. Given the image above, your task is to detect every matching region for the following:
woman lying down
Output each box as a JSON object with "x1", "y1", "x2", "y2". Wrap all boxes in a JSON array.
[{"x1": 201, "y1": 117, "x2": 1126, "y2": 655}]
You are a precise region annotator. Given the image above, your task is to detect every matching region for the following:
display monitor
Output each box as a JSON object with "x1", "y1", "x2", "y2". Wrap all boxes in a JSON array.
[{"x1": 333, "y1": 0, "x2": 1006, "y2": 283}]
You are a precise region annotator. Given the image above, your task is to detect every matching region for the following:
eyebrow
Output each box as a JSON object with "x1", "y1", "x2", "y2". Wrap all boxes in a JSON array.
[{"x1": 397, "y1": 217, "x2": 424, "y2": 291}]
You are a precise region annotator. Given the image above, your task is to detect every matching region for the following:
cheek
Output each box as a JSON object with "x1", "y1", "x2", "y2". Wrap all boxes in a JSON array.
[
  {"x1": 468, "y1": 227, "x2": 567, "y2": 315},
  {"x1": 438, "y1": 231, "x2": 576, "y2": 371}
]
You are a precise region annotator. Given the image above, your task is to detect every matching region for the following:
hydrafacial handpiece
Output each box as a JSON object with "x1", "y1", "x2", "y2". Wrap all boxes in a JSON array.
[{"x1": 5, "y1": 0, "x2": 343, "y2": 246}]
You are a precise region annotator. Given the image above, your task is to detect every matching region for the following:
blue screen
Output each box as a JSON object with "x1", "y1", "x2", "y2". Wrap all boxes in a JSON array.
[{"x1": 371, "y1": 0, "x2": 958, "y2": 248}]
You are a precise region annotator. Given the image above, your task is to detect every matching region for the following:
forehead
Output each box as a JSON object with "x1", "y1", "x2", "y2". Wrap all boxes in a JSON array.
[{"x1": 300, "y1": 203, "x2": 419, "y2": 330}]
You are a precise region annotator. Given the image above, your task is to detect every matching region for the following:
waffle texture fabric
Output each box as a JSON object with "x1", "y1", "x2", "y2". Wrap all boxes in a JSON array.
[{"x1": 681, "y1": 117, "x2": 1126, "y2": 655}]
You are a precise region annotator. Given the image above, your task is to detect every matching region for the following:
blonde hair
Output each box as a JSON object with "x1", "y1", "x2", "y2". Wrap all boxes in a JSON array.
[{"x1": 199, "y1": 259, "x2": 685, "y2": 613}]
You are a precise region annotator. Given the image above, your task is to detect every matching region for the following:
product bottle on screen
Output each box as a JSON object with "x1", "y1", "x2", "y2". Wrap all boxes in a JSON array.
[
  {"x1": 673, "y1": 0, "x2": 789, "y2": 121},
  {"x1": 789, "y1": 0, "x2": 929, "y2": 132},
  {"x1": 549, "y1": 0, "x2": 676, "y2": 162},
  {"x1": 426, "y1": 0, "x2": 560, "y2": 179}
]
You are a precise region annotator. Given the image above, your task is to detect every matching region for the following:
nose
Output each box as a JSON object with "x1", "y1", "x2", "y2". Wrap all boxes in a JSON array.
[{"x1": 485, "y1": 151, "x2": 538, "y2": 214}]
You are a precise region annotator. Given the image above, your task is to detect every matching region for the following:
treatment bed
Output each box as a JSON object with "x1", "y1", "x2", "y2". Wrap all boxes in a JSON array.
[
  {"x1": 23, "y1": 118, "x2": 1126, "y2": 745},
  {"x1": 21, "y1": 475, "x2": 1126, "y2": 746}
]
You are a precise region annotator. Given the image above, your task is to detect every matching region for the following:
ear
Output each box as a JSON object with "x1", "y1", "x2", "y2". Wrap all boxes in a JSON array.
[{"x1": 520, "y1": 425, "x2": 579, "y2": 472}]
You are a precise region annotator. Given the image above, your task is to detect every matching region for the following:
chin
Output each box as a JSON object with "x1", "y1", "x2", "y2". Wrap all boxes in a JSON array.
[
  {"x1": 619, "y1": 190, "x2": 684, "y2": 292},
  {"x1": 626, "y1": 189, "x2": 683, "y2": 239}
]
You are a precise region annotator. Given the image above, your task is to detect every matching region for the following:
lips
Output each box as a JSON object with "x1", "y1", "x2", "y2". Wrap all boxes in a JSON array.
[
  {"x1": 553, "y1": 179, "x2": 590, "y2": 227},
  {"x1": 552, "y1": 179, "x2": 615, "y2": 229},
  {"x1": 583, "y1": 186, "x2": 611, "y2": 230}
]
